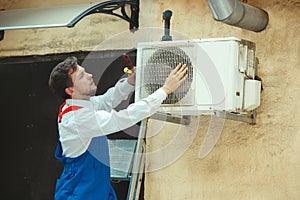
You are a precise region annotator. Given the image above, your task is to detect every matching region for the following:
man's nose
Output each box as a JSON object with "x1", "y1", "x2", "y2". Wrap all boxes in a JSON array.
[{"x1": 87, "y1": 73, "x2": 93, "y2": 79}]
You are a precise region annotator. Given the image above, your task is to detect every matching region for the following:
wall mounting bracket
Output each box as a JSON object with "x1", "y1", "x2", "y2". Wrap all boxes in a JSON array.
[
  {"x1": 0, "y1": 0, "x2": 139, "y2": 41},
  {"x1": 215, "y1": 110, "x2": 257, "y2": 125},
  {"x1": 150, "y1": 113, "x2": 191, "y2": 125}
]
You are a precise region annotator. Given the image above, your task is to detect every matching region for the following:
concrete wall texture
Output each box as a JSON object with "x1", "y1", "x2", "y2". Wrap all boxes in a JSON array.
[{"x1": 1, "y1": 0, "x2": 299, "y2": 199}]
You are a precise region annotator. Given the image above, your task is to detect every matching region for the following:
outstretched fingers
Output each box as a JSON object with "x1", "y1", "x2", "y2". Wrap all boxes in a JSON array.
[
  {"x1": 175, "y1": 64, "x2": 188, "y2": 80},
  {"x1": 172, "y1": 63, "x2": 182, "y2": 75},
  {"x1": 163, "y1": 63, "x2": 189, "y2": 95}
]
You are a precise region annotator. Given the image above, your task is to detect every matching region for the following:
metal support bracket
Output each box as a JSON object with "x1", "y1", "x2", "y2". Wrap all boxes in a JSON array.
[
  {"x1": 216, "y1": 110, "x2": 257, "y2": 124},
  {"x1": 71, "y1": 0, "x2": 139, "y2": 31},
  {"x1": 150, "y1": 112, "x2": 191, "y2": 125}
]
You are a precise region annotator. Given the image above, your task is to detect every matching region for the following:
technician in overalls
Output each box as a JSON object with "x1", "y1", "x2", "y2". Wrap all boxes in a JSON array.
[{"x1": 48, "y1": 56, "x2": 187, "y2": 200}]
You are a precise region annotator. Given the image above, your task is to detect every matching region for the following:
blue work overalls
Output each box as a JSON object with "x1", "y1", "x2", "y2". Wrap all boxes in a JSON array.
[{"x1": 54, "y1": 103, "x2": 117, "y2": 200}]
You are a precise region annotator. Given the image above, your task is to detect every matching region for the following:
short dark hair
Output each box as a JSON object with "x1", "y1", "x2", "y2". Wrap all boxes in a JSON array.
[{"x1": 48, "y1": 56, "x2": 78, "y2": 99}]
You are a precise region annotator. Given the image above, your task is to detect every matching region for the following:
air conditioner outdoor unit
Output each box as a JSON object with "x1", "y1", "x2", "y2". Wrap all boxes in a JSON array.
[{"x1": 135, "y1": 37, "x2": 261, "y2": 118}]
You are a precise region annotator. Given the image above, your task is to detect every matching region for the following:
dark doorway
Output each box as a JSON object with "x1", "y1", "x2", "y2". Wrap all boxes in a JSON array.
[{"x1": 0, "y1": 49, "x2": 142, "y2": 200}]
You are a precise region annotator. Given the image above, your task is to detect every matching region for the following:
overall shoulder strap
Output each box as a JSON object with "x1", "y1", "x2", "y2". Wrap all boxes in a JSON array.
[
  {"x1": 58, "y1": 101, "x2": 82, "y2": 123},
  {"x1": 55, "y1": 101, "x2": 83, "y2": 162}
]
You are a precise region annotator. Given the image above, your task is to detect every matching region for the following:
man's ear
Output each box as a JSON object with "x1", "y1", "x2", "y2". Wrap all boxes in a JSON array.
[{"x1": 65, "y1": 87, "x2": 73, "y2": 96}]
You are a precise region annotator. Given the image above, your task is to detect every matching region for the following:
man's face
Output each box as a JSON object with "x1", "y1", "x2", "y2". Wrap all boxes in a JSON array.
[{"x1": 70, "y1": 65, "x2": 97, "y2": 99}]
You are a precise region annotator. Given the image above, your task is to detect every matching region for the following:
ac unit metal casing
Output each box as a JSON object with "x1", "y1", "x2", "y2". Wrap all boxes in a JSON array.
[{"x1": 135, "y1": 37, "x2": 261, "y2": 116}]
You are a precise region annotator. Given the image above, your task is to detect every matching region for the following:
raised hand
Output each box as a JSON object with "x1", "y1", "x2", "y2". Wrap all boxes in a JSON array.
[{"x1": 162, "y1": 63, "x2": 188, "y2": 95}]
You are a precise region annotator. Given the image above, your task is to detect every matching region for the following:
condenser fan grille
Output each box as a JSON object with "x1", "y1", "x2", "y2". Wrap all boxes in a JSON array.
[{"x1": 142, "y1": 47, "x2": 193, "y2": 104}]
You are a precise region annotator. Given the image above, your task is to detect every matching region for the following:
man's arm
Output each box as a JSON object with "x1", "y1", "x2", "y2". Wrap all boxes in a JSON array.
[
  {"x1": 91, "y1": 76, "x2": 135, "y2": 111},
  {"x1": 59, "y1": 63, "x2": 187, "y2": 158},
  {"x1": 71, "y1": 87, "x2": 167, "y2": 137},
  {"x1": 59, "y1": 87, "x2": 166, "y2": 158},
  {"x1": 73, "y1": 63, "x2": 188, "y2": 137}
]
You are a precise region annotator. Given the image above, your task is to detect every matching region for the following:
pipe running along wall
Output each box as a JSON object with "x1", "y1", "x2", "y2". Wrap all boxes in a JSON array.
[{"x1": 206, "y1": 0, "x2": 269, "y2": 32}]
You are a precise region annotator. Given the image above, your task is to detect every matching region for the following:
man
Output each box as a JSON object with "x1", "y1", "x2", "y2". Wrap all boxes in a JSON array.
[{"x1": 48, "y1": 56, "x2": 187, "y2": 199}]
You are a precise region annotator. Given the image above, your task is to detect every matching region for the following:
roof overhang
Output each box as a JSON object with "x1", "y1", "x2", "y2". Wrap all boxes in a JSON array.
[{"x1": 0, "y1": 0, "x2": 139, "y2": 40}]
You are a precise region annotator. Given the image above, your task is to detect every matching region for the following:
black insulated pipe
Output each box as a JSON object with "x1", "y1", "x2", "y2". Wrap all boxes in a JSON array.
[
  {"x1": 206, "y1": 0, "x2": 269, "y2": 32},
  {"x1": 162, "y1": 10, "x2": 172, "y2": 41}
]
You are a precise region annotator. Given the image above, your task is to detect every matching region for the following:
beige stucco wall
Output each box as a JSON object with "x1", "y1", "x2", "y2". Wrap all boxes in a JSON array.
[
  {"x1": 142, "y1": 1, "x2": 300, "y2": 200},
  {"x1": 1, "y1": 0, "x2": 299, "y2": 200}
]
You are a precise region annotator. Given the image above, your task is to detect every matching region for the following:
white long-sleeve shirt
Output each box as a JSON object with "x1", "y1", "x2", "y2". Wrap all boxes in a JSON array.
[{"x1": 58, "y1": 78, "x2": 167, "y2": 158}]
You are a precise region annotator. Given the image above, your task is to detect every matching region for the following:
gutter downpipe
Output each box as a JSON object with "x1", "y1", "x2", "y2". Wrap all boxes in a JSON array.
[{"x1": 206, "y1": 0, "x2": 269, "y2": 32}]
